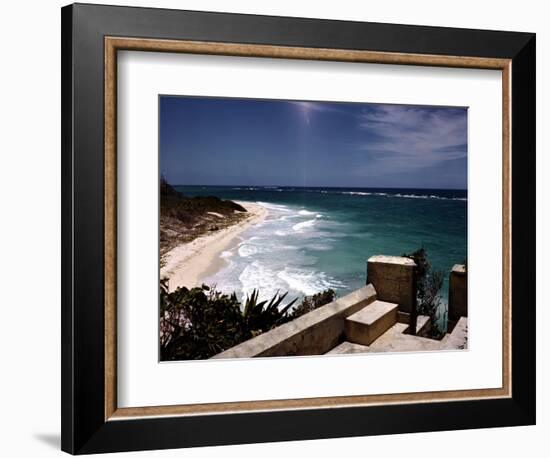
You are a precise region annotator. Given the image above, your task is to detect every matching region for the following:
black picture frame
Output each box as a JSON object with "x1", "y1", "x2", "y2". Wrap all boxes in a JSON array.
[{"x1": 61, "y1": 3, "x2": 535, "y2": 454}]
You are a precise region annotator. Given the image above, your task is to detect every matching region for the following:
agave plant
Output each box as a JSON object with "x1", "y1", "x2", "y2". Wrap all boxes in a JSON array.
[{"x1": 242, "y1": 289, "x2": 297, "y2": 333}]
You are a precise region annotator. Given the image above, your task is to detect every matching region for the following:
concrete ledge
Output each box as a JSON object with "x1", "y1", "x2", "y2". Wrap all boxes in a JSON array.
[
  {"x1": 367, "y1": 255, "x2": 416, "y2": 313},
  {"x1": 212, "y1": 284, "x2": 377, "y2": 359},
  {"x1": 449, "y1": 264, "x2": 467, "y2": 322},
  {"x1": 368, "y1": 255, "x2": 416, "y2": 267},
  {"x1": 442, "y1": 316, "x2": 468, "y2": 350}
]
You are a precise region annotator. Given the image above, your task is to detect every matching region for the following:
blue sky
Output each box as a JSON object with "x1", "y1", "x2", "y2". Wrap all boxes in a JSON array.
[{"x1": 160, "y1": 96, "x2": 467, "y2": 189}]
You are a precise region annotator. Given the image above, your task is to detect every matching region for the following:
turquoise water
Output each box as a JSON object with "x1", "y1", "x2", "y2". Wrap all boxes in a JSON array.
[{"x1": 175, "y1": 186, "x2": 467, "y2": 308}]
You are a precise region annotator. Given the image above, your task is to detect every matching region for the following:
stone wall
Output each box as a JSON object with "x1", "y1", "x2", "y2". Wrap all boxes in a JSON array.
[
  {"x1": 366, "y1": 255, "x2": 416, "y2": 313},
  {"x1": 213, "y1": 256, "x2": 466, "y2": 359},
  {"x1": 448, "y1": 264, "x2": 467, "y2": 326},
  {"x1": 212, "y1": 284, "x2": 377, "y2": 359}
]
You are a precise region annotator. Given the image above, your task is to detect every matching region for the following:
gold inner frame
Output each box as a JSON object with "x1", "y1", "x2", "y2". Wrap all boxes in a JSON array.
[{"x1": 104, "y1": 37, "x2": 512, "y2": 421}]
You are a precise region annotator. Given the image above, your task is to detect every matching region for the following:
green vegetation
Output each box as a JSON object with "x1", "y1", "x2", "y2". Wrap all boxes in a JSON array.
[
  {"x1": 241, "y1": 289, "x2": 297, "y2": 337},
  {"x1": 160, "y1": 280, "x2": 336, "y2": 361},
  {"x1": 161, "y1": 176, "x2": 246, "y2": 223},
  {"x1": 403, "y1": 248, "x2": 445, "y2": 338},
  {"x1": 289, "y1": 289, "x2": 336, "y2": 318},
  {"x1": 160, "y1": 177, "x2": 249, "y2": 255}
]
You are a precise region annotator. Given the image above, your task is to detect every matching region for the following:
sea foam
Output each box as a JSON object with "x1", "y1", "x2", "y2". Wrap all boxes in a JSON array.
[
  {"x1": 292, "y1": 219, "x2": 316, "y2": 231},
  {"x1": 277, "y1": 268, "x2": 345, "y2": 296},
  {"x1": 256, "y1": 201, "x2": 291, "y2": 212}
]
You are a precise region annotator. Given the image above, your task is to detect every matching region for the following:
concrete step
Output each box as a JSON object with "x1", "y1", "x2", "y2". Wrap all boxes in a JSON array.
[
  {"x1": 326, "y1": 341, "x2": 370, "y2": 355},
  {"x1": 415, "y1": 315, "x2": 431, "y2": 335},
  {"x1": 344, "y1": 300, "x2": 398, "y2": 346},
  {"x1": 441, "y1": 317, "x2": 468, "y2": 350},
  {"x1": 369, "y1": 332, "x2": 442, "y2": 353},
  {"x1": 397, "y1": 313, "x2": 431, "y2": 336},
  {"x1": 368, "y1": 322, "x2": 408, "y2": 347},
  {"x1": 403, "y1": 315, "x2": 431, "y2": 336}
]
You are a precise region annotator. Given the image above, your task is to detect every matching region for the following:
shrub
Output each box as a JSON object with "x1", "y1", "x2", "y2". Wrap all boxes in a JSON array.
[
  {"x1": 160, "y1": 281, "x2": 248, "y2": 360},
  {"x1": 290, "y1": 289, "x2": 336, "y2": 318},
  {"x1": 403, "y1": 248, "x2": 445, "y2": 338},
  {"x1": 242, "y1": 289, "x2": 297, "y2": 335},
  {"x1": 160, "y1": 176, "x2": 247, "y2": 225},
  {"x1": 160, "y1": 280, "x2": 336, "y2": 361},
  {"x1": 160, "y1": 176, "x2": 181, "y2": 198}
]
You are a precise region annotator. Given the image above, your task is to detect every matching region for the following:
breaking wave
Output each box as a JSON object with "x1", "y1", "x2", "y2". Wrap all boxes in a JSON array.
[
  {"x1": 292, "y1": 219, "x2": 317, "y2": 232},
  {"x1": 277, "y1": 268, "x2": 345, "y2": 296}
]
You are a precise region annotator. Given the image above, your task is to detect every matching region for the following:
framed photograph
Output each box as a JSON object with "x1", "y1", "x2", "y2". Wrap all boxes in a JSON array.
[{"x1": 61, "y1": 3, "x2": 536, "y2": 454}]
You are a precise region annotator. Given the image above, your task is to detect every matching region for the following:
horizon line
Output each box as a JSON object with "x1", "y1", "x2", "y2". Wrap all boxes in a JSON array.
[{"x1": 168, "y1": 184, "x2": 467, "y2": 192}]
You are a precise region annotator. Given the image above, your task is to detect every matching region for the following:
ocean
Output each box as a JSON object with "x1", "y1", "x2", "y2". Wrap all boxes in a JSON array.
[{"x1": 174, "y1": 185, "x2": 467, "y2": 316}]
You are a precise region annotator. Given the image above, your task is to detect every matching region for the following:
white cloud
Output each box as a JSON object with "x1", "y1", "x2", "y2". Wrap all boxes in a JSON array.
[{"x1": 354, "y1": 104, "x2": 467, "y2": 176}]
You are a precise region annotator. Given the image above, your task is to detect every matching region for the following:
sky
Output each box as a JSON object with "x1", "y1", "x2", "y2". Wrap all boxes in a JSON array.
[{"x1": 160, "y1": 96, "x2": 467, "y2": 189}]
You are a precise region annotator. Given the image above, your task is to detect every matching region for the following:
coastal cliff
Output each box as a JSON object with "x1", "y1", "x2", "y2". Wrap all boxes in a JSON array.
[
  {"x1": 160, "y1": 177, "x2": 248, "y2": 255},
  {"x1": 160, "y1": 178, "x2": 268, "y2": 290}
]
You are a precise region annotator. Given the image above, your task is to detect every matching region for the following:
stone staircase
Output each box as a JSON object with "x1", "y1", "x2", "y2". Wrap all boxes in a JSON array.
[
  {"x1": 345, "y1": 300, "x2": 398, "y2": 346},
  {"x1": 214, "y1": 259, "x2": 468, "y2": 359},
  {"x1": 326, "y1": 293, "x2": 467, "y2": 355}
]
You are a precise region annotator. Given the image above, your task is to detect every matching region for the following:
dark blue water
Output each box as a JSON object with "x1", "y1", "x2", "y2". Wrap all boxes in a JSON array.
[{"x1": 175, "y1": 186, "x2": 467, "y2": 309}]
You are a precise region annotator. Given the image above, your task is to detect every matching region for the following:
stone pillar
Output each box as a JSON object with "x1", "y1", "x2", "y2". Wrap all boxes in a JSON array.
[
  {"x1": 366, "y1": 255, "x2": 417, "y2": 313},
  {"x1": 448, "y1": 264, "x2": 467, "y2": 325}
]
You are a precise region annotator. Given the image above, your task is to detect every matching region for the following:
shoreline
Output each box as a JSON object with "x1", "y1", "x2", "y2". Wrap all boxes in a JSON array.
[{"x1": 161, "y1": 201, "x2": 268, "y2": 291}]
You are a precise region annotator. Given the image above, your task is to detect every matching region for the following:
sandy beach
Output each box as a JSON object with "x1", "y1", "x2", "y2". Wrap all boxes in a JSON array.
[{"x1": 161, "y1": 201, "x2": 268, "y2": 291}]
